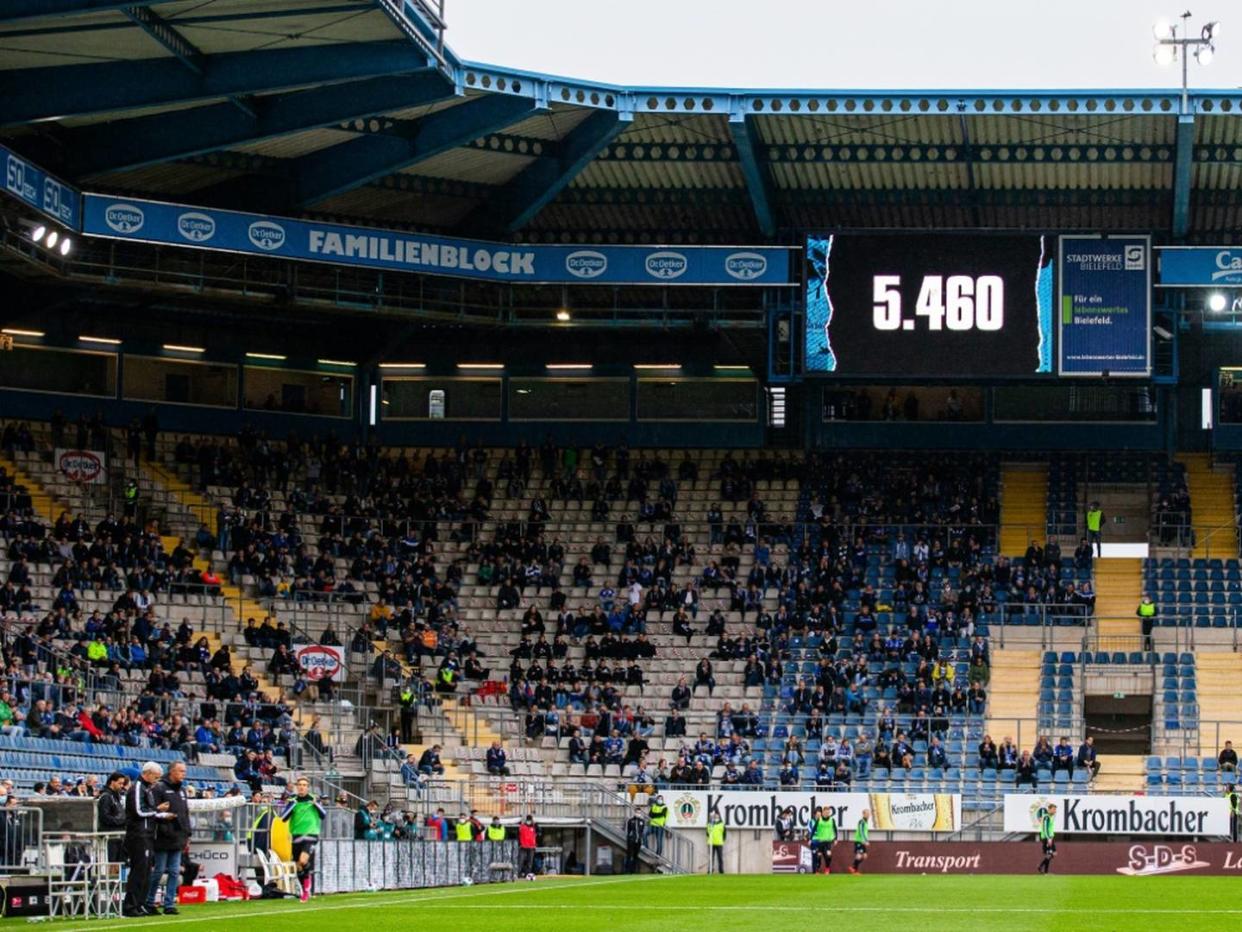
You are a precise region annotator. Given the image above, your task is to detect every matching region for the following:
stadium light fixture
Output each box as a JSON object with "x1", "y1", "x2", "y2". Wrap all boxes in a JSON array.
[
  {"x1": 246, "y1": 352, "x2": 287, "y2": 361},
  {"x1": 58, "y1": 238, "x2": 71, "y2": 256},
  {"x1": 546, "y1": 363, "x2": 592, "y2": 370},
  {"x1": 634, "y1": 364, "x2": 682, "y2": 370},
  {"x1": 79, "y1": 335, "x2": 122, "y2": 345},
  {"x1": 556, "y1": 309, "x2": 571, "y2": 321},
  {"x1": 457, "y1": 363, "x2": 503, "y2": 370},
  {"x1": 2, "y1": 328, "x2": 45, "y2": 338},
  {"x1": 317, "y1": 358, "x2": 356, "y2": 367},
  {"x1": 713, "y1": 364, "x2": 751, "y2": 372},
  {"x1": 378, "y1": 362, "x2": 426, "y2": 369},
  {"x1": 1208, "y1": 292, "x2": 1228, "y2": 312},
  {"x1": 30, "y1": 225, "x2": 45, "y2": 243},
  {"x1": 1153, "y1": 12, "x2": 1223, "y2": 111},
  {"x1": 44, "y1": 231, "x2": 58, "y2": 249},
  {"x1": 164, "y1": 343, "x2": 205, "y2": 353}
]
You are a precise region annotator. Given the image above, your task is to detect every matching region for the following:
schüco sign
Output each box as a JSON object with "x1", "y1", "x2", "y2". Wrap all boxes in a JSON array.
[{"x1": 295, "y1": 644, "x2": 345, "y2": 682}]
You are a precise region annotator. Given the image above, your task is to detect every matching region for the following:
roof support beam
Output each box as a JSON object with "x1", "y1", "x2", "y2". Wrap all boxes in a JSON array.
[
  {"x1": 483, "y1": 110, "x2": 631, "y2": 233},
  {"x1": 729, "y1": 114, "x2": 777, "y2": 238},
  {"x1": 1172, "y1": 114, "x2": 1195, "y2": 239},
  {"x1": 0, "y1": 40, "x2": 430, "y2": 126},
  {"x1": 293, "y1": 95, "x2": 539, "y2": 207},
  {"x1": 123, "y1": 5, "x2": 205, "y2": 74},
  {"x1": 70, "y1": 71, "x2": 453, "y2": 176},
  {"x1": 0, "y1": 0, "x2": 142, "y2": 21},
  {"x1": 122, "y1": 5, "x2": 256, "y2": 119}
]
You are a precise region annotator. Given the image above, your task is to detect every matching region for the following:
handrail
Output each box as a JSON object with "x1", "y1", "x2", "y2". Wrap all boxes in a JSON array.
[{"x1": 1149, "y1": 518, "x2": 1242, "y2": 560}]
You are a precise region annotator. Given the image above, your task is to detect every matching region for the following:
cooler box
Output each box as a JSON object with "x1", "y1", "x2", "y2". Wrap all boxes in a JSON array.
[{"x1": 176, "y1": 886, "x2": 207, "y2": 905}]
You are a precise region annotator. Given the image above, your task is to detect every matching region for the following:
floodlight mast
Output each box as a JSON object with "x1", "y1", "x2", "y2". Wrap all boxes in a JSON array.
[{"x1": 1153, "y1": 11, "x2": 1222, "y2": 114}]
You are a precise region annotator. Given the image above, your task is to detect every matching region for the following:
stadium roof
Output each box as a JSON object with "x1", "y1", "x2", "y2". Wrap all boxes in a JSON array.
[{"x1": 3, "y1": 0, "x2": 1242, "y2": 243}]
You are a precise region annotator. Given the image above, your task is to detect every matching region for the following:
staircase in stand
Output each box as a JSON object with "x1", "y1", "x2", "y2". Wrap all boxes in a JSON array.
[
  {"x1": 1092, "y1": 753, "x2": 1145, "y2": 793},
  {"x1": 0, "y1": 452, "x2": 68, "y2": 525},
  {"x1": 1094, "y1": 559, "x2": 1143, "y2": 637},
  {"x1": 1193, "y1": 652, "x2": 1242, "y2": 756},
  {"x1": 985, "y1": 649, "x2": 1040, "y2": 749},
  {"x1": 1000, "y1": 464, "x2": 1049, "y2": 556},
  {"x1": 1176, "y1": 453, "x2": 1239, "y2": 559}
]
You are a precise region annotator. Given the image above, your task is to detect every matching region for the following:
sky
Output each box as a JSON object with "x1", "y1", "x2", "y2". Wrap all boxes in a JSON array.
[{"x1": 447, "y1": 0, "x2": 1242, "y2": 90}]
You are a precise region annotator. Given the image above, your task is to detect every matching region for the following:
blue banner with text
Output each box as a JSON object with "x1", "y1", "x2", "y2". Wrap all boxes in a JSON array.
[
  {"x1": 1157, "y1": 246, "x2": 1242, "y2": 288},
  {"x1": 1058, "y1": 235, "x2": 1151, "y2": 377},
  {"x1": 2, "y1": 145, "x2": 80, "y2": 229},
  {"x1": 81, "y1": 194, "x2": 791, "y2": 286}
]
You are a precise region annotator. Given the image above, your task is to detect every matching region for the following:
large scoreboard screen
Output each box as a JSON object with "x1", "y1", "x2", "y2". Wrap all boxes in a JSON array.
[{"x1": 804, "y1": 234, "x2": 1055, "y2": 377}]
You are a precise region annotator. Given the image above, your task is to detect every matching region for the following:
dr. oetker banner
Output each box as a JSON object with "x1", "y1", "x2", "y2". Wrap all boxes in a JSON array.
[{"x1": 80, "y1": 194, "x2": 792, "y2": 286}]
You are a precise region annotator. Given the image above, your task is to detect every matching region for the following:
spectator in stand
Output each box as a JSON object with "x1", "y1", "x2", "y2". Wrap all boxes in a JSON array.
[
  {"x1": 400, "y1": 754, "x2": 425, "y2": 792},
  {"x1": 485, "y1": 742, "x2": 510, "y2": 776},
  {"x1": 1076, "y1": 736, "x2": 1100, "y2": 782},
  {"x1": 1015, "y1": 750, "x2": 1038, "y2": 788},
  {"x1": 978, "y1": 735, "x2": 999, "y2": 771},
  {"x1": 998, "y1": 737, "x2": 1019, "y2": 771},
  {"x1": 418, "y1": 745, "x2": 445, "y2": 776},
  {"x1": 1220, "y1": 741, "x2": 1238, "y2": 774},
  {"x1": 1052, "y1": 737, "x2": 1075, "y2": 777}
]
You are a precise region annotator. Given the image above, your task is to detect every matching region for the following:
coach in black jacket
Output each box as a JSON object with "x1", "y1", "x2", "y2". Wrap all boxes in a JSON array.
[
  {"x1": 147, "y1": 762, "x2": 191, "y2": 915},
  {"x1": 97, "y1": 772, "x2": 128, "y2": 866},
  {"x1": 123, "y1": 762, "x2": 167, "y2": 917}
]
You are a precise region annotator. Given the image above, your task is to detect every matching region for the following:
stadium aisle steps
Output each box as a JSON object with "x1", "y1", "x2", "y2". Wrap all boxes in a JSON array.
[
  {"x1": 0, "y1": 452, "x2": 68, "y2": 526},
  {"x1": 1193, "y1": 653, "x2": 1242, "y2": 756},
  {"x1": 1175, "y1": 453, "x2": 1239, "y2": 559},
  {"x1": 1093, "y1": 753, "x2": 1145, "y2": 793},
  {"x1": 143, "y1": 462, "x2": 270, "y2": 623},
  {"x1": 985, "y1": 649, "x2": 1040, "y2": 748},
  {"x1": 1094, "y1": 559, "x2": 1143, "y2": 636},
  {"x1": 999, "y1": 464, "x2": 1049, "y2": 555}
]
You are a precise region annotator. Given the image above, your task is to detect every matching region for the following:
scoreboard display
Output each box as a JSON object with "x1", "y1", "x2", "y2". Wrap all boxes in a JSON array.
[{"x1": 804, "y1": 234, "x2": 1055, "y2": 377}]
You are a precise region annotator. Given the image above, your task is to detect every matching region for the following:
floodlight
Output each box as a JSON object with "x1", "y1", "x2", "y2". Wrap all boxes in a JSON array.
[
  {"x1": 30, "y1": 225, "x2": 45, "y2": 243},
  {"x1": 1154, "y1": 19, "x2": 1173, "y2": 39},
  {"x1": 1154, "y1": 44, "x2": 1176, "y2": 66},
  {"x1": 1208, "y1": 292, "x2": 1228, "y2": 312}
]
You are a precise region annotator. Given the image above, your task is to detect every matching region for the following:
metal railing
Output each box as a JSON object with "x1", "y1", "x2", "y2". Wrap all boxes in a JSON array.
[
  {"x1": 1149, "y1": 519, "x2": 1242, "y2": 559},
  {"x1": 411, "y1": 778, "x2": 693, "y2": 872}
]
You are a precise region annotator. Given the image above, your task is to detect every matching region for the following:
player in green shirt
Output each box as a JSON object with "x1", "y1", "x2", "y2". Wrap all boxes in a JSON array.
[
  {"x1": 849, "y1": 809, "x2": 870, "y2": 874},
  {"x1": 1037, "y1": 803, "x2": 1057, "y2": 874},
  {"x1": 279, "y1": 777, "x2": 326, "y2": 901},
  {"x1": 808, "y1": 806, "x2": 837, "y2": 874}
]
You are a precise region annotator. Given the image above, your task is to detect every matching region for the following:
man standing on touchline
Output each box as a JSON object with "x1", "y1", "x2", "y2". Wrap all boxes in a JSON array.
[
  {"x1": 122, "y1": 762, "x2": 172, "y2": 918},
  {"x1": 147, "y1": 761, "x2": 191, "y2": 915}
]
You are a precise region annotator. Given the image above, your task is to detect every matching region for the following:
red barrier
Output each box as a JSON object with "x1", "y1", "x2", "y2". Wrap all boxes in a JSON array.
[{"x1": 816, "y1": 841, "x2": 1242, "y2": 876}]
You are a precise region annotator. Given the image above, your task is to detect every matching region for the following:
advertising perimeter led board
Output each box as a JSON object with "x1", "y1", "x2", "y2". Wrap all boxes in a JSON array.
[{"x1": 804, "y1": 234, "x2": 1055, "y2": 377}]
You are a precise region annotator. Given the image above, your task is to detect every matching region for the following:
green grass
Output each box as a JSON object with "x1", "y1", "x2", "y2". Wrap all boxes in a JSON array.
[{"x1": 14, "y1": 873, "x2": 1242, "y2": 931}]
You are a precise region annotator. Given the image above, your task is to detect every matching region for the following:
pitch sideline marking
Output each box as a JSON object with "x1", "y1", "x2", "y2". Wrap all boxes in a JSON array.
[
  {"x1": 54, "y1": 876, "x2": 651, "y2": 931},
  {"x1": 421, "y1": 903, "x2": 1242, "y2": 916}
]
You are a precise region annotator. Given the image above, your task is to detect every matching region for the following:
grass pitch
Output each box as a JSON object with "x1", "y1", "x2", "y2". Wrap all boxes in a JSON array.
[{"x1": 16, "y1": 873, "x2": 1242, "y2": 931}]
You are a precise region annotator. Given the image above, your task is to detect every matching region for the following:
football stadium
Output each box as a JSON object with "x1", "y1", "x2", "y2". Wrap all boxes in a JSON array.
[{"x1": 0, "y1": 0, "x2": 1240, "y2": 928}]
